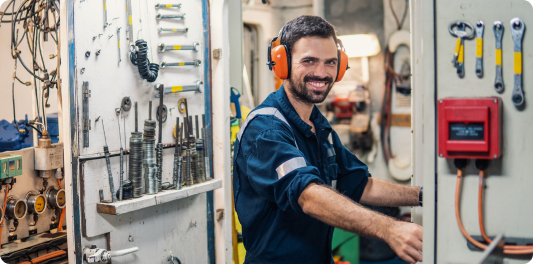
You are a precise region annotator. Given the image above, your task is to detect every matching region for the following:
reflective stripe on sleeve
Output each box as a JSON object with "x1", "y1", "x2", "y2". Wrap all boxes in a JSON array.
[
  {"x1": 327, "y1": 148, "x2": 336, "y2": 158},
  {"x1": 276, "y1": 157, "x2": 306, "y2": 179}
]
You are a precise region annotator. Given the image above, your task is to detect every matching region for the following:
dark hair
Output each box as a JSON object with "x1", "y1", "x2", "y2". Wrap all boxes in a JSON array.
[{"x1": 280, "y1": 15, "x2": 338, "y2": 54}]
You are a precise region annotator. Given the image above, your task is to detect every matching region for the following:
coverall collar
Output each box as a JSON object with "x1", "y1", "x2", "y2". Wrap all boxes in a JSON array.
[{"x1": 275, "y1": 85, "x2": 332, "y2": 138}]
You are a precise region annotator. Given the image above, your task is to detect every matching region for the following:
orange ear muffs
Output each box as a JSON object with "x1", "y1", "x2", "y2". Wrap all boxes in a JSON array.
[
  {"x1": 271, "y1": 44, "x2": 291, "y2": 80},
  {"x1": 335, "y1": 49, "x2": 349, "y2": 82}
]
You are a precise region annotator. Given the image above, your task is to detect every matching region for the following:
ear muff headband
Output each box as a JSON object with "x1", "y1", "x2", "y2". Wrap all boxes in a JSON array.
[{"x1": 268, "y1": 26, "x2": 350, "y2": 82}]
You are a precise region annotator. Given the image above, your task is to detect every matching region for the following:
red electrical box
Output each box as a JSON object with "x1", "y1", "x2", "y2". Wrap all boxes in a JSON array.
[{"x1": 438, "y1": 98, "x2": 502, "y2": 159}]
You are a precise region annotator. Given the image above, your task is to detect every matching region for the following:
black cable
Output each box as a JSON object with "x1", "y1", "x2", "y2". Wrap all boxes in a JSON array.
[
  {"x1": 399, "y1": 0, "x2": 409, "y2": 29},
  {"x1": 12, "y1": 82, "x2": 20, "y2": 131},
  {"x1": 131, "y1": 39, "x2": 159, "y2": 82}
]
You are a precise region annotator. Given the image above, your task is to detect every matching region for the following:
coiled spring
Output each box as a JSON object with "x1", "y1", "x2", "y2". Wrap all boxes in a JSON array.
[
  {"x1": 143, "y1": 120, "x2": 158, "y2": 194},
  {"x1": 156, "y1": 143, "x2": 163, "y2": 192},
  {"x1": 129, "y1": 132, "x2": 143, "y2": 197},
  {"x1": 130, "y1": 39, "x2": 160, "y2": 82},
  {"x1": 196, "y1": 139, "x2": 206, "y2": 183}
]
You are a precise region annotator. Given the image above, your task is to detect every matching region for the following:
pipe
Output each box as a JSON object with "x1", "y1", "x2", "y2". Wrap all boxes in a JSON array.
[
  {"x1": 17, "y1": 250, "x2": 66, "y2": 264},
  {"x1": 109, "y1": 246, "x2": 139, "y2": 257}
]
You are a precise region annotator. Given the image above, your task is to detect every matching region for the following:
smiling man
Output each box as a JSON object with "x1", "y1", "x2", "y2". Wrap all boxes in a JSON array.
[{"x1": 233, "y1": 15, "x2": 423, "y2": 264}]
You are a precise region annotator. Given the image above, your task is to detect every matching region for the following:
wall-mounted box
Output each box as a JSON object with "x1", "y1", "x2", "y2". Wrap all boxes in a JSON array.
[
  {"x1": 0, "y1": 155, "x2": 22, "y2": 179},
  {"x1": 438, "y1": 98, "x2": 502, "y2": 159}
]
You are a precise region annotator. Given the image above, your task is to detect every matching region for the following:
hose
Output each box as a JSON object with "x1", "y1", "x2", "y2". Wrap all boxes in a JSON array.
[
  {"x1": 17, "y1": 250, "x2": 67, "y2": 264},
  {"x1": 57, "y1": 179, "x2": 65, "y2": 232},
  {"x1": 108, "y1": 247, "x2": 138, "y2": 257},
  {"x1": 131, "y1": 39, "x2": 159, "y2": 82},
  {"x1": 455, "y1": 169, "x2": 533, "y2": 254}
]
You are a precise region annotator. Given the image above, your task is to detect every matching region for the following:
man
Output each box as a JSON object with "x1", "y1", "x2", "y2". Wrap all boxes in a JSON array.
[{"x1": 233, "y1": 15, "x2": 423, "y2": 264}]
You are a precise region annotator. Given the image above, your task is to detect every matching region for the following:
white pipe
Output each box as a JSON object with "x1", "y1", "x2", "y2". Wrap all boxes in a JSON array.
[{"x1": 108, "y1": 247, "x2": 139, "y2": 257}]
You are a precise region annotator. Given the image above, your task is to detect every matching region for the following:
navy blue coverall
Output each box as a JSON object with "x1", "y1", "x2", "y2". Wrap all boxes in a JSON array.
[{"x1": 233, "y1": 86, "x2": 370, "y2": 264}]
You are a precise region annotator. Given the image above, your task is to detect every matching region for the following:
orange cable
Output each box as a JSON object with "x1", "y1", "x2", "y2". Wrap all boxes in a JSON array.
[
  {"x1": 477, "y1": 170, "x2": 533, "y2": 250},
  {"x1": 17, "y1": 250, "x2": 66, "y2": 264},
  {"x1": 57, "y1": 179, "x2": 65, "y2": 232},
  {"x1": 0, "y1": 183, "x2": 10, "y2": 247},
  {"x1": 455, "y1": 169, "x2": 533, "y2": 255}
]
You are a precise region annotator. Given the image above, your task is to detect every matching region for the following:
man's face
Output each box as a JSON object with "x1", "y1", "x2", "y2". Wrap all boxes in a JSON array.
[{"x1": 287, "y1": 36, "x2": 338, "y2": 105}]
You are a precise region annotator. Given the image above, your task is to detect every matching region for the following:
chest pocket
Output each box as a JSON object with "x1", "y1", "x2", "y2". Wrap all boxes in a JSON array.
[{"x1": 326, "y1": 142, "x2": 338, "y2": 190}]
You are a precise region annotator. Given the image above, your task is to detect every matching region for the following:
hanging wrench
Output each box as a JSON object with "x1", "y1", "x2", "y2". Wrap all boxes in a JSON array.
[
  {"x1": 510, "y1": 17, "x2": 525, "y2": 107},
  {"x1": 493, "y1": 21, "x2": 504, "y2": 93},
  {"x1": 475, "y1": 20, "x2": 484, "y2": 78},
  {"x1": 449, "y1": 21, "x2": 474, "y2": 78},
  {"x1": 160, "y1": 60, "x2": 201, "y2": 68}
]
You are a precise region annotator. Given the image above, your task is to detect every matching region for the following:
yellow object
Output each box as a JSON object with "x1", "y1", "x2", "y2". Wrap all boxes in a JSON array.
[
  {"x1": 171, "y1": 86, "x2": 183, "y2": 93},
  {"x1": 129, "y1": 15, "x2": 132, "y2": 25},
  {"x1": 172, "y1": 29, "x2": 178, "y2": 32},
  {"x1": 476, "y1": 39, "x2": 483, "y2": 58},
  {"x1": 166, "y1": 4, "x2": 173, "y2": 7},
  {"x1": 454, "y1": 38, "x2": 461, "y2": 56},
  {"x1": 173, "y1": 45, "x2": 182, "y2": 50},
  {"x1": 56, "y1": 191, "x2": 66, "y2": 207},
  {"x1": 118, "y1": 41, "x2": 120, "y2": 48},
  {"x1": 514, "y1": 52, "x2": 522, "y2": 74},
  {"x1": 179, "y1": 62, "x2": 185, "y2": 66},
  {"x1": 104, "y1": 2, "x2": 107, "y2": 10},
  {"x1": 495, "y1": 49, "x2": 502, "y2": 65},
  {"x1": 230, "y1": 106, "x2": 252, "y2": 142},
  {"x1": 458, "y1": 44, "x2": 464, "y2": 63},
  {"x1": 35, "y1": 196, "x2": 45, "y2": 213}
]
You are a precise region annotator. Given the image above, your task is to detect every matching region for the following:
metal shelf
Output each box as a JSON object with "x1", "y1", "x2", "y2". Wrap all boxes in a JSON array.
[{"x1": 96, "y1": 179, "x2": 222, "y2": 215}]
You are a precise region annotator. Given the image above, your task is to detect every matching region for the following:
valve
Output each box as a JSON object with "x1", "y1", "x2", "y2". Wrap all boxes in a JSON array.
[{"x1": 83, "y1": 245, "x2": 138, "y2": 263}]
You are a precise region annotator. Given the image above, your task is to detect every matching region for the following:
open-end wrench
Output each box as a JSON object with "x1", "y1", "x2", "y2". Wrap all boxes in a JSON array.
[
  {"x1": 475, "y1": 20, "x2": 484, "y2": 78},
  {"x1": 158, "y1": 27, "x2": 188, "y2": 33},
  {"x1": 155, "y1": 3, "x2": 182, "y2": 9},
  {"x1": 160, "y1": 60, "x2": 201, "y2": 68},
  {"x1": 154, "y1": 81, "x2": 203, "y2": 97},
  {"x1": 451, "y1": 24, "x2": 466, "y2": 67},
  {"x1": 510, "y1": 17, "x2": 525, "y2": 107},
  {"x1": 493, "y1": 21, "x2": 504, "y2": 93},
  {"x1": 158, "y1": 42, "x2": 200, "y2": 53},
  {"x1": 156, "y1": 13, "x2": 185, "y2": 20}
]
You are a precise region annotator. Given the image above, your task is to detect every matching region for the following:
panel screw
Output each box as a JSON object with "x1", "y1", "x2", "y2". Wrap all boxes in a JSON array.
[
  {"x1": 128, "y1": 235, "x2": 134, "y2": 242},
  {"x1": 494, "y1": 99, "x2": 497, "y2": 103},
  {"x1": 85, "y1": 51, "x2": 90, "y2": 58},
  {"x1": 439, "y1": 100, "x2": 443, "y2": 103},
  {"x1": 493, "y1": 154, "x2": 497, "y2": 159},
  {"x1": 439, "y1": 153, "x2": 443, "y2": 157}
]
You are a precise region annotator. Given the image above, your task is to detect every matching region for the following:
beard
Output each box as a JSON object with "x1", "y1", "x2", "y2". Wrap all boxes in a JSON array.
[{"x1": 287, "y1": 73, "x2": 335, "y2": 104}]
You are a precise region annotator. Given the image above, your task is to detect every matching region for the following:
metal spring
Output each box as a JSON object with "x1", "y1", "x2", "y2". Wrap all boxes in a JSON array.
[
  {"x1": 129, "y1": 132, "x2": 143, "y2": 197},
  {"x1": 182, "y1": 144, "x2": 192, "y2": 187},
  {"x1": 143, "y1": 120, "x2": 158, "y2": 194},
  {"x1": 156, "y1": 143, "x2": 163, "y2": 192},
  {"x1": 190, "y1": 141, "x2": 198, "y2": 184},
  {"x1": 196, "y1": 139, "x2": 205, "y2": 183},
  {"x1": 173, "y1": 153, "x2": 179, "y2": 189}
]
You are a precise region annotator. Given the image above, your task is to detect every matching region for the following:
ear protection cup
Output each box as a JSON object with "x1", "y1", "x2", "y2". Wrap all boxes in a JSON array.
[
  {"x1": 271, "y1": 44, "x2": 291, "y2": 80},
  {"x1": 335, "y1": 49, "x2": 349, "y2": 82}
]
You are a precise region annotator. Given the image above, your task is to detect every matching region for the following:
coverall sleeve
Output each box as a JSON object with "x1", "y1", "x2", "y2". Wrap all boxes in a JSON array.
[
  {"x1": 245, "y1": 128, "x2": 325, "y2": 213},
  {"x1": 332, "y1": 131, "x2": 370, "y2": 203}
]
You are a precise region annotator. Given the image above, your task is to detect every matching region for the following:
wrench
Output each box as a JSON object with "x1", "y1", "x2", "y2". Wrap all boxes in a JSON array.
[
  {"x1": 154, "y1": 81, "x2": 203, "y2": 97},
  {"x1": 156, "y1": 13, "x2": 185, "y2": 20},
  {"x1": 493, "y1": 21, "x2": 504, "y2": 93},
  {"x1": 475, "y1": 20, "x2": 484, "y2": 78},
  {"x1": 160, "y1": 60, "x2": 201, "y2": 68},
  {"x1": 510, "y1": 17, "x2": 525, "y2": 107},
  {"x1": 449, "y1": 21, "x2": 475, "y2": 77},
  {"x1": 155, "y1": 3, "x2": 182, "y2": 9},
  {"x1": 158, "y1": 42, "x2": 200, "y2": 53}
]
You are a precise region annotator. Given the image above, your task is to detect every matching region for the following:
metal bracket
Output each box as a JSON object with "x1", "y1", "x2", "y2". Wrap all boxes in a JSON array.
[{"x1": 82, "y1": 82, "x2": 91, "y2": 148}]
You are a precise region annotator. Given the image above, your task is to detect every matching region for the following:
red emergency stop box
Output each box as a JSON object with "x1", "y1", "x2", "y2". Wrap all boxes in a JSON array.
[{"x1": 438, "y1": 98, "x2": 502, "y2": 159}]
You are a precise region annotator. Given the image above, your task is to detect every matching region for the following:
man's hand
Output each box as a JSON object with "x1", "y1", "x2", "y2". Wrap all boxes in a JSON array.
[{"x1": 384, "y1": 221, "x2": 423, "y2": 263}]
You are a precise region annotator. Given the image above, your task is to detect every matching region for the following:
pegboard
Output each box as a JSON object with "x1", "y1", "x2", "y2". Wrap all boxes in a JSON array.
[
  {"x1": 428, "y1": 0, "x2": 533, "y2": 263},
  {"x1": 68, "y1": 0, "x2": 214, "y2": 262}
]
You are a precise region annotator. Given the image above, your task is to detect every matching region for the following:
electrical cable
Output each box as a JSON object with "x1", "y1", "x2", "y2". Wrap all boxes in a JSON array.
[
  {"x1": 454, "y1": 164, "x2": 533, "y2": 254},
  {"x1": 17, "y1": 250, "x2": 67, "y2": 264},
  {"x1": 0, "y1": 184, "x2": 10, "y2": 246}
]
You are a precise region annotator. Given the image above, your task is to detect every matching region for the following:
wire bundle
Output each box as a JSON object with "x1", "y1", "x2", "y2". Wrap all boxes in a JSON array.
[
  {"x1": 2, "y1": 0, "x2": 60, "y2": 135},
  {"x1": 130, "y1": 39, "x2": 159, "y2": 82}
]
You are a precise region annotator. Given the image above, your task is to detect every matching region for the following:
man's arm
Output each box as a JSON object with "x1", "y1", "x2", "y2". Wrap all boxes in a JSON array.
[
  {"x1": 298, "y1": 183, "x2": 423, "y2": 263},
  {"x1": 359, "y1": 178, "x2": 421, "y2": 207}
]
